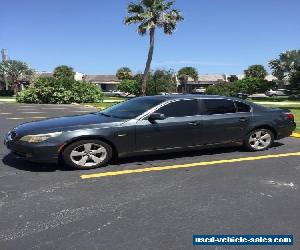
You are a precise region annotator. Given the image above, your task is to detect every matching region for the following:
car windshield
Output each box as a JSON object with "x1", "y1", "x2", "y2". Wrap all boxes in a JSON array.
[{"x1": 101, "y1": 97, "x2": 165, "y2": 119}]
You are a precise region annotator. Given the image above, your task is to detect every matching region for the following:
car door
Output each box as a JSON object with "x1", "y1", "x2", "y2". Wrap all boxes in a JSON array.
[
  {"x1": 197, "y1": 99, "x2": 252, "y2": 145},
  {"x1": 135, "y1": 99, "x2": 201, "y2": 151}
]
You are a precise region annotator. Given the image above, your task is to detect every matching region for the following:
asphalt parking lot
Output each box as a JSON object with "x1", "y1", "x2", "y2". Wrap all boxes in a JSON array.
[{"x1": 1, "y1": 103, "x2": 300, "y2": 250}]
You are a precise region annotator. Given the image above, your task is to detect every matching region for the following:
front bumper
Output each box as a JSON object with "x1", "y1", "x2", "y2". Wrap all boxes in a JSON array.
[{"x1": 4, "y1": 133, "x2": 60, "y2": 163}]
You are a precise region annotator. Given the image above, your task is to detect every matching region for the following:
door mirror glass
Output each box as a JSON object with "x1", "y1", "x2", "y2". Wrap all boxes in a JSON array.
[{"x1": 148, "y1": 113, "x2": 166, "y2": 122}]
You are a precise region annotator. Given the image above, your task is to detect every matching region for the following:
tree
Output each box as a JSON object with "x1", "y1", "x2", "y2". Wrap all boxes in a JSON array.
[
  {"x1": 244, "y1": 65, "x2": 267, "y2": 79},
  {"x1": 269, "y1": 50, "x2": 300, "y2": 88},
  {"x1": 118, "y1": 79, "x2": 141, "y2": 95},
  {"x1": 147, "y1": 69, "x2": 177, "y2": 95},
  {"x1": 227, "y1": 75, "x2": 238, "y2": 82},
  {"x1": 0, "y1": 60, "x2": 34, "y2": 92},
  {"x1": 177, "y1": 67, "x2": 198, "y2": 82},
  {"x1": 116, "y1": 67, "x2": 133, "y2": 80},
  {"x1": 124, "y1": 0, "x2": 184, "y2": 95},
  {"x1": 289, "y1": 66, "x2": 300, "y2": 91},
  {"x1": 53, "y1": 65, "x2": 75, "y2": 80}
]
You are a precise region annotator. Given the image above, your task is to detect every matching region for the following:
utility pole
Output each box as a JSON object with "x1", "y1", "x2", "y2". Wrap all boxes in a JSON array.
[{"x1": 1, "y1": 49, "x2": 9, "y2": 90}]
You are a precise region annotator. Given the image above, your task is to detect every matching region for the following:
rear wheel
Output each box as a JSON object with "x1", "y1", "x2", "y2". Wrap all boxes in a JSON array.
[
  {"x1": 244, "y1": 129, "x2": 274, "y2": 151},
  {"x1": 62, "y1": 140, "x2": 112, "y2": 170}
]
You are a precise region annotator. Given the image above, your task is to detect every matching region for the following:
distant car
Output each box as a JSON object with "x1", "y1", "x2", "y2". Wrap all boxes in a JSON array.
[
  {"x1": 265, "y1": 89, "x2": 292, "y2": 97},
  {"x1": 192, "y1": 88, "x2": 206, "y2": 94},
  {"x1": 158, "y1": 92, "x2": 181, "y2": 95},
  {"x1": 235, "y1": 92, "x2": 249, "y2": 99},
  {"x1": 103, "y1": 90, "x2": 135, "y2": 98},
  {"x1": 4, "y1": 95, "x2": 296, "y2": 170}
]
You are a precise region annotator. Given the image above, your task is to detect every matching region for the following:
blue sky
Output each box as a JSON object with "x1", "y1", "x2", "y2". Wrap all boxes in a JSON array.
[{"x1": 1, "y1": 0, "x2": 299, "y2": 75}]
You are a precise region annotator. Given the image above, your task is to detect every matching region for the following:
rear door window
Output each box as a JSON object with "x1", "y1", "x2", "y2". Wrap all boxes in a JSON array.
[
  {"x1": 157, "y1": 99, "x2": 199, "y2": 117},
  {"x1": 202, "y1": 99, "x2": 236, "y2": 115},
  {"x1": 235, "y1": 101, "x2": 251, "y2": 112}
]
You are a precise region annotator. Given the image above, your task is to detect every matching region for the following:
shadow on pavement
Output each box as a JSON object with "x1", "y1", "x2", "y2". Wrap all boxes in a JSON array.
[
  {"x1": 2, "y1": 153, "x2": 69, "y2": 172},
  {"x1": 2, "y1": 142, "x2": 285, "y2": 172}
]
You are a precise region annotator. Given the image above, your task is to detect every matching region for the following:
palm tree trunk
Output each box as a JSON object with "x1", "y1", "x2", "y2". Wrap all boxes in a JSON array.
[{"x1": 142, "y1": 28, "x2": 155, "y2": 95}]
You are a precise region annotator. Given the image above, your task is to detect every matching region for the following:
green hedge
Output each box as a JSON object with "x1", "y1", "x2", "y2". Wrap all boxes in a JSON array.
[{"x1": 17, "y1": 77, "x2": 103, "y2": 104}]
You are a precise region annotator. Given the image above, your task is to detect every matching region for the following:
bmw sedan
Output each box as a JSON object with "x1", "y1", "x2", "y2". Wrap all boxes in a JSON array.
[{"x1": 4, "y1": 95, "x2": 296, "y2": 170}]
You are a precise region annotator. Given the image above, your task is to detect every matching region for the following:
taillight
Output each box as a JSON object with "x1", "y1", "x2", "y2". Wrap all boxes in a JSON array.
[{"x1": 285, "y1": 113, "x2": 294, "y2": 121}]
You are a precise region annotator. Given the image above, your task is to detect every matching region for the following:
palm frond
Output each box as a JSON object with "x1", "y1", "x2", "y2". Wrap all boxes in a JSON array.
[
  {"x1": 128, "y1": 3, "x2": 145, "y2": 14},
  {"x1": 124, "y1": 15, "x2": 145, "y2": 25},
  {"x1": 137, "y1": 20, "x2": 155, "y2": 35}
]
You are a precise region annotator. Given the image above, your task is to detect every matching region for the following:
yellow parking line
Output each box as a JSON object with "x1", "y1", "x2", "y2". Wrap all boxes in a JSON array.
[
  {"x1": 292, "y1": 133, "x2": 300, "y2": 138},
  {"x1": 80, "y1": 151, "x2": 300, "y2": 179},
  {"x1": 6, "y1": 117, "x2": 24, "y2": 120}
]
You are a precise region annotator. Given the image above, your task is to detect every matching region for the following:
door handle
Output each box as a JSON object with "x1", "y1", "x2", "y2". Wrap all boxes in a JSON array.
[
  {"x1": 188, "y1": 121, "x2": 201, "y2": 126},
  {"x1": 239, "y1": 117, "x2": 248, "y2": 122}
]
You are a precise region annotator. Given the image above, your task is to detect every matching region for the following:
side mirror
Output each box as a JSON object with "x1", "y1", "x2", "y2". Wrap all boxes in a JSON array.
[{"x1": 148, "y1": 113, "x2": 166, "y2": 122}]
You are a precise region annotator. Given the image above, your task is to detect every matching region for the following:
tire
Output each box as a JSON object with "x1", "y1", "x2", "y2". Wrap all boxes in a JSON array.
[
  {"x1": 62, "y1": 140, "x2": 113, "y2": 170},
  {"x1": 244, "y1": 128, "x2": 274, "y2": 152}
]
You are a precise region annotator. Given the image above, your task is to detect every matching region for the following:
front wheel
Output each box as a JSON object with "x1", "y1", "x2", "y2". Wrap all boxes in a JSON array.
[
  {"x1": 244, "y1": 129, "x2": 274, "y2": 151},
  {"x1": 62, "y1": 140, "x2": 112, "y2": 170}
]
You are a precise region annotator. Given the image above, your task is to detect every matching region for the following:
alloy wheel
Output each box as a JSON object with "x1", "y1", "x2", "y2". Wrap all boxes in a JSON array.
[
  {"x1": 248, "y1": 130, "x2": 272, "y2": 150},
  {"x1": 70, "y1": 143, "x2": 108, "y2": 167}
]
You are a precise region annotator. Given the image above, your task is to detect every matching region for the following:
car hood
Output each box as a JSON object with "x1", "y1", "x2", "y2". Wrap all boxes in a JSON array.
[{"x1": 13, "y1": 113, "x2": 126, "y2": 135}]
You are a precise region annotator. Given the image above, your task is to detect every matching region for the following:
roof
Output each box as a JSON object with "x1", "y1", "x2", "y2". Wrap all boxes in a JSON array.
[
  {"x1": 198, "y1": 74, "x2": 226, "y2": 82},
  {"x1": 36, "y1": 72, "x2": 53, "y2": 77},
  {"x1": 85, "y1": 75, "x2": 119, "y2": 83}
]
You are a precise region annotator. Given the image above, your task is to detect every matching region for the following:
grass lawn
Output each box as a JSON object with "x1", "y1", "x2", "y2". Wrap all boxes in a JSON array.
[
  {"x1": 84, "y1": 102, "x2": 118, "y2": 110},
  {"x1": 0, "y1": 96, "x2": 16, "y2": 103}
]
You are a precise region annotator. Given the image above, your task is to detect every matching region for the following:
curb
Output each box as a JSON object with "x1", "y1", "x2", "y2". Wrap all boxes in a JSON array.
[{"x1": 291, "y1": 133, "x2": 300, "y2": 138}]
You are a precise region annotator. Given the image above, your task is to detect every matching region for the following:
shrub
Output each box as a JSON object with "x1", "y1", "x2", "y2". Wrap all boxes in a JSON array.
[
  {"x1": 146, "y1": 69, "x2": 177, "y2": 95},
  {"x1": 206, "y1": 83, "x2": 237, "y2": 96},
  {"x1": 118, "y1": 79, "x2": 141, "y2": 95},
  {"x1": 206, "y1": 77, "x2": 276, "y2": 96},
  {"x1": 17, "y1": 77, "x2": 103, "y2": 104}
]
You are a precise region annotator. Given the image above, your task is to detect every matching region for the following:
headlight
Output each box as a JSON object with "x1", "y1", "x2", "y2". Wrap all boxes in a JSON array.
[{"x1": 20, "y1": 132, "x2": 62, "y2": 143}]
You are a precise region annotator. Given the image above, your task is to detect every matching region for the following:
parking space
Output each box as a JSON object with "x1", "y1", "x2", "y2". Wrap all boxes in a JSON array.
[{"x1": 1, "y1": 103, "x2": 300, "y2": 249}]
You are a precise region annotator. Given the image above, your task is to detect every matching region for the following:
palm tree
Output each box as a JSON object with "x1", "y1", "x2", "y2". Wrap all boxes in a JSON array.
[{"x1": 124, "y1": 0, "x2": 184, "y2": 95}]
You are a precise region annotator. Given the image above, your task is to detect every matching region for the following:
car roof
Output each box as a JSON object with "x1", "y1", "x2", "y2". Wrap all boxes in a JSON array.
[{"x1": 148, "y1": 94, "x2": 239, "y2": 101}]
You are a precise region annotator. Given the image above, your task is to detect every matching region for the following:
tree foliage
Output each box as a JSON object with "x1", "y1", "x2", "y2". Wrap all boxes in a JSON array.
[
  {"x1": 118, "y1": 79, "x2": 141, "y2": 95},
  {"x1": 53, "y1": 65, "x2": 75, "y2": 80},
  {"x1": 177, "y1": 67, "x2": 198, "y2": 82},
  {"x1": 206, "y1": 77, "x2": 275, "y2": 96},
  {"x1": 269, "y1": 50, "x2": 300, "y2": 84},
  {"x1": 17, "y1": 77, "x2": 103, "y2": 104},
  {"x1": 146, "y1": 69, "x2": 177, "y2": 95},
  {"x1": 124, "y1": 0, "x2": 184, "y2": 95},
  {"x1": 227, "y1": 75, "x2": 238, "y2": 82},
  {"x1": 116, "y1": 67, "x2": 133, "y2": 80},
  {"x1": 289, "y1": 66, "x2": 300, "y2": 91},
  {"x1": 244, "y1": 65, "x2": 267, "y2": 79},
  {"x1": 0, "y1": 60, "x2": 34, "y2": 91}
]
